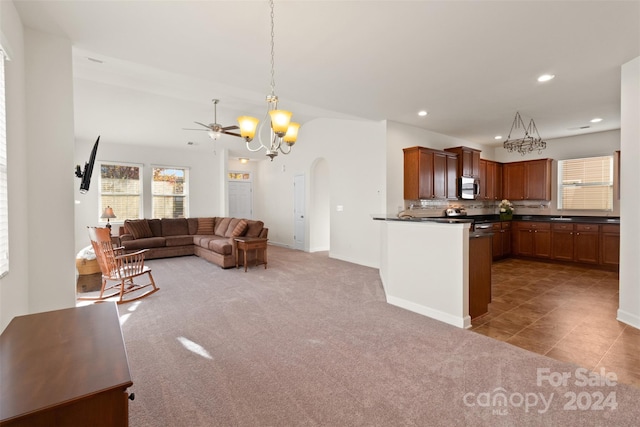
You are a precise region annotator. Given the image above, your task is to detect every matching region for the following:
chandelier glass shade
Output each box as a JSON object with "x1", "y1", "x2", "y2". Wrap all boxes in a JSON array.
[
  {"x1": 237, "y1": 0, "x2": 299, "y2": 161},
  {"x1": 503, "y1": 111, "x2": 547, "y2": 156}
]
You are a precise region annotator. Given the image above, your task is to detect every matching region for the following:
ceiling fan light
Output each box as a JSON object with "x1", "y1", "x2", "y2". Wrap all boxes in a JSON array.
[
  {"x1": 208, "y1": 130, "x2": 222, "y2": 140},
  {"x1": 237, "y1": 116, "x2": 259, "y2": 142},
  {"x1": 283, "y1": 122, "x2": 300, "y2": 145},
  {"x1": 269, "y1": 110, "x2": 292, "y2": 136}
]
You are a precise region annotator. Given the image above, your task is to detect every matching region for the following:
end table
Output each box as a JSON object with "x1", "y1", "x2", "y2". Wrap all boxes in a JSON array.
[{"x1": 234, "y1": 237, "x2": 268, "y2": 272}]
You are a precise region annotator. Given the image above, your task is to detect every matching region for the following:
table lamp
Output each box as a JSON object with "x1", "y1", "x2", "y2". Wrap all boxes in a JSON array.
[{"x1": 101, "y1": 206, "x2": 116, "y2": 231}]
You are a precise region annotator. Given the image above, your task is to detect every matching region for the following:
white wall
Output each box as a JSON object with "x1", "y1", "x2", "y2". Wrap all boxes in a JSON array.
[
  {"x1": 25, "y1": 28, "x2": 77, "y2": 314},
  {"x1": 0, "y1": 0, "x2": 29, "y2": 331},
  {"x1": 490, "y1": 129, "x2": 621, "y2": 164},
  {"x1": 618, "y1": 56, "x2": 640, "y2": 329},
  {"x1": 0, "y1": 8, "x2": 78, "y2": 330},
  {"x1": 74, "y1": 139, "x2": 227, "y2": 253},
  {"x1": 253, "y1": 117, "x2": 386, "y2": 268}
]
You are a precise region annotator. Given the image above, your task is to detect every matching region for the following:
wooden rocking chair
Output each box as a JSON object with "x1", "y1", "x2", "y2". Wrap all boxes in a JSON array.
[{"x1": 78, "y1": 227, "x2": 159, "y2": 304}]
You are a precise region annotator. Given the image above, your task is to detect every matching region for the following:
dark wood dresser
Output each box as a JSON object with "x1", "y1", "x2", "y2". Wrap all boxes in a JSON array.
[{"x1": 0, "y1": 303, "x2": 133, "y2": 426}]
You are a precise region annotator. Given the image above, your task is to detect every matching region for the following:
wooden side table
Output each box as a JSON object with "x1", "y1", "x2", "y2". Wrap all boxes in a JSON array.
[
  {"x1": 0, "y1": 303, "x2": 133, "y2": 426},
  {"x1": 234, "y1": 237, "x2": 268, "y2": 272}
]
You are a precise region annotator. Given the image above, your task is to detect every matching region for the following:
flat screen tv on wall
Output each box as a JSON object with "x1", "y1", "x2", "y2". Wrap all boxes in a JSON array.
[{"x1": 75, "y1": 136, "x2": 100, "y2": 194}]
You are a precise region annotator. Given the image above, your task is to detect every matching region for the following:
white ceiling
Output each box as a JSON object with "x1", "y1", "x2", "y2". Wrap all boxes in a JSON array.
[{"x1": 13, "y1": 0, "x2": 640, "y2": 159}]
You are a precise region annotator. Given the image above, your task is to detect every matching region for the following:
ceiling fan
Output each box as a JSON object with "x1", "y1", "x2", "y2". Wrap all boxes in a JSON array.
[{"x1": 184, "y1": 99, "x2": 241, "y2": 140}]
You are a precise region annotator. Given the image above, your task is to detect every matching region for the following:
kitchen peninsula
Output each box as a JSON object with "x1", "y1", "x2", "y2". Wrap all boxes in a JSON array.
[{"x1": 374, "y1": 216, "x2": 476, "y2": 329}]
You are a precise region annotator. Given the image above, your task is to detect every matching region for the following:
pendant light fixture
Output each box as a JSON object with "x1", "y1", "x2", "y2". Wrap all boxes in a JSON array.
[
  {"x1": 503, "y1": 111, "x2": 547, "y2": 156},
  {"x1": 237, "y1": 0, "x2": 300, "y2": 161}
]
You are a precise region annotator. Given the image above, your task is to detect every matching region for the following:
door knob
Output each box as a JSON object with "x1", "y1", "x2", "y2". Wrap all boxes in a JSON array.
[{"x1": 129, "y1": 393, "x2": 135, "y2": 401}]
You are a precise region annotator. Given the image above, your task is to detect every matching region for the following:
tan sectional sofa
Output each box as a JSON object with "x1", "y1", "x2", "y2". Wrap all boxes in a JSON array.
[{"x1": 118, "y1": 217, "x2": 268, "y2": 269}]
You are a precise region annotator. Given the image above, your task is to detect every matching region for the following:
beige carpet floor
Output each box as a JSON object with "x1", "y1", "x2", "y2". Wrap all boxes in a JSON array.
[{"x1": 98, "y1": 246, "x2": 640, "y2": 426}]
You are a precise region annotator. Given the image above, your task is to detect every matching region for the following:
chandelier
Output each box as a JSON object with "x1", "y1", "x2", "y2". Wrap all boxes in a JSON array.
[
  {"x1": 237, "y1": 0, "x2": 300, "y2": 161},
  {"x1": 503, "y1": 111, "x2": 547, "y2": 155}
]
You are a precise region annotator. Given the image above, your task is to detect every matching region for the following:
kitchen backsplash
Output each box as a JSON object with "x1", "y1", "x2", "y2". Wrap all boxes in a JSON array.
[{"x1": 403, "y1": 199, "x2": 552, "y2": 217}]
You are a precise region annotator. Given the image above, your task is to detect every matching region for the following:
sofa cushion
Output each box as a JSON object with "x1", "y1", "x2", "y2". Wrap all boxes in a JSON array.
[
  {"x1": 208, "y1": 238, "x2": 233, "y2": 255},
  {"x1": 148, "y1": 219, "x2": 162, "y2": 237},
  {"x1": 245, "y1": 220, "x2": 264, "y2": 238},
  {"x1": 125, "y1": 220, "x2": 153, "y2": 239},
  {"x1": 197, "y1": 217, "x2": 215, "y2": 235},
  {"x1": 161, "y1": 218, "x2": 189, "y2": 236},
  {"x1": 215, "y1": 217, "x2": 232, "y2": 237},
  {"x1": 187, "y1": 218, "x2": 199, "y2": 235},
  {"x1": 165, "y1": 235, "x2": 195, "y2": 247},
  {"x1": 121, "y1": 236, "x2": 166, "y2": 251},
  {"x1": 230, "y1": 219, "x2": 248, "y2": 237}
]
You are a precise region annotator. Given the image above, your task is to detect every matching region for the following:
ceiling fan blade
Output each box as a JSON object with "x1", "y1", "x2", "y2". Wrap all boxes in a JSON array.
[
  {"x1": 194, "y1": 121, "x2": 212, "y2": 130},
  {"x1": 221, "y1": 125, "x2": 240, "y2": 131},
  {"x1": 222, "y1": 131, "x2": 242, "y2": 137}
]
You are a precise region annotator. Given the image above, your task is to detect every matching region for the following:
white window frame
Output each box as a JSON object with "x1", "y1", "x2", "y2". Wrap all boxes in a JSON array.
[
  {"x1": 98, "y1": 161, "x2": 143, "y2": 222},
  {"x1": 151, "y1": 165, "x2": 189, "y2": 219},
  {"x1": 557, "y1": 155, "x2": 614, "y2": 211}
]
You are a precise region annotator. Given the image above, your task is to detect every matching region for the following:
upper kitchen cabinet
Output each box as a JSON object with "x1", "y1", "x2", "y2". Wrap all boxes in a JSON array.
[
  {"x1": 403, "y1": 146, "x2": 457, "y2": 200},
  {"x1": 445, "y1": 146, "x2": 481, "y2": 178},
  {"x1": 502, "y1": 158, "x2": 552, "y2": 200},
  {"x1": 479, "y1": 159, "x2": 502, "y2": 201}
]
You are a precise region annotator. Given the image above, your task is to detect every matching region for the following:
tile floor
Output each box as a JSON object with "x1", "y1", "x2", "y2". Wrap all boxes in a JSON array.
[{"x1": 471, "y1": 258, "x2": 640, "y2": 388}]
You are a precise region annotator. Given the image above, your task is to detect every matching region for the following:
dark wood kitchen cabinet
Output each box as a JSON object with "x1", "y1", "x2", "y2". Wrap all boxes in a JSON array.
[
  {"x1": 551, "y1": 223, "x2": 599, "y2": 264},
  {"x1": 469, "y1": 233, "x2": 492, "y2": 318},
  {"x1": 445, "y1": 146, "x2": 481, "y2": 178},
  {"x1": 502, "y1": 158, "x2": 552, "y2": 201},
  {"x1": 502, "y1": 162, "x2": 525, "y2": 200},
  {"x1": 479, "y1": 159, "x2": 502, "y2": 201},
  {"x1": 491, "y1": 221, "x2": 511, "y2": 260},
  {"x1": 600, "y1": 224, "x2": 620, "y2": 267},
  {"x1": 512, "y1": 221, "x2": 551, "y2": 258},
  {"x1": 403, "y1": 146, "x2": 457, "y2": 200}
]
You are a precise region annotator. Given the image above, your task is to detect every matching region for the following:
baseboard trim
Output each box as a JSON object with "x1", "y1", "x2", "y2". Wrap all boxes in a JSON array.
[
  {"x1": 617, "y1": 309, "x2": 640, "y2": 330},
  {"x1": 386, "y1": 295, "x2": 470, "y2": 329}
]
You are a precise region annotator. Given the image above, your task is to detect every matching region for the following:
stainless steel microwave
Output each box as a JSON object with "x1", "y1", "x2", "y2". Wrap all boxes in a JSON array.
[{"x1": 459, "y1": 176, "x2": 480, "y2": 199}]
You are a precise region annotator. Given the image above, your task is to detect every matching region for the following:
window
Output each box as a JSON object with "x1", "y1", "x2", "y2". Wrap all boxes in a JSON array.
[
  {"x1": 152, "y1": 167, "x2": 189, "y2": 218},
  {"x1": 0, "y1": 46, "x2": 8, "y2": 278},
  {"x1": 557, "y1": 155, "x2": 613, "y2": 210},
  {"x1": 99, "y1": 162, "x2": 142, "y2": 221}
]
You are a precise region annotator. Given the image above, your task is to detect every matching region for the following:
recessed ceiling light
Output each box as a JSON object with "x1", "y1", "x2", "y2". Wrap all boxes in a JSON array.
[
  {"x1": 494, "y1": 135, "x2": 502, "y2": 140},
  {"x1": 239, "y1": 158, "x2": 249, "y2": 164},
  {"x1": 590, "y1": 117, "x2": 603, "y2": 123},
  {"x1": 537, "y1": 74, "x2": 555, "y2": 82},
  {"x1": 418, "y1": 110, "x2": 428, "y2": 117}
]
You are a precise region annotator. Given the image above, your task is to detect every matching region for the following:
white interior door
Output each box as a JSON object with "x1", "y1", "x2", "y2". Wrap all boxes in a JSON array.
[
  {"x1": 228, "y1": 181, "x2": 252, "y2": 219},
  {"x1": 294, "y1": 174, "x2": 305, "y2": 250}
]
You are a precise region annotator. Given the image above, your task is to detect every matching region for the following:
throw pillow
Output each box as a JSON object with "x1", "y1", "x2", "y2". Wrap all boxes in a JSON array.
[
  {"x1": 215, "y1": 217, "x2": 232, "y2": 236},
  {"x1": 197, "y1": 217, "x2": 215, "y2": 235},
  {"x1": 231, "y1": 219, "x2": 248, "y2": 237},
  {"x1": 125, "y1": 220, "x2": 153, "y2": 239}
]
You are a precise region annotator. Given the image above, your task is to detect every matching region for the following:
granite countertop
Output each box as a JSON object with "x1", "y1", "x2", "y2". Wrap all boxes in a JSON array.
[
  {"x1": 473, "y1": 214, "x2": 620, "y2": 224},
  {"x1": 371, "y1": 215, "x2": 474, "y2": 225},
  {"x1": 372, "y1": 214, "x2": 619, "y2": 225}
]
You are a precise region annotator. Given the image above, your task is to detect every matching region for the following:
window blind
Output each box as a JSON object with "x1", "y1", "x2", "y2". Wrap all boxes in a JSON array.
[
  {"x1": 152, "y1": 167, "x2": 189, "y2": 218},
  {"x1": 0, "y1": 47, "x2": 9, "y2": 278},
  {"x1": 99, "y1": 162, "x2": 142, "y2": 221},
  {"x1": 558, "y1": 155, "x2": 613, "y2": 210}
]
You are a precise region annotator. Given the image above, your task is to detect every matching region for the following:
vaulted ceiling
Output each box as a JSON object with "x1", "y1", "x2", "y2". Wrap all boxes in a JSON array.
[{"x1": 13, "y1": 0, "x2": 640, "y2": 158}]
